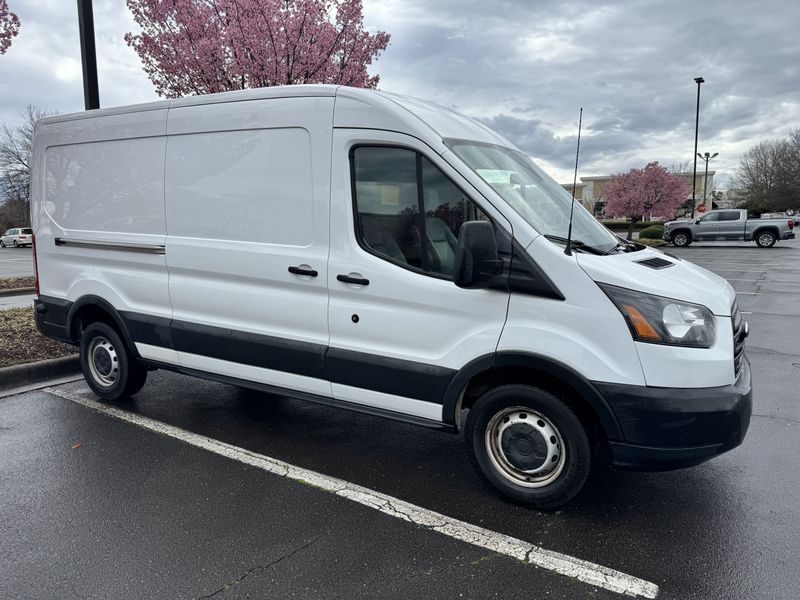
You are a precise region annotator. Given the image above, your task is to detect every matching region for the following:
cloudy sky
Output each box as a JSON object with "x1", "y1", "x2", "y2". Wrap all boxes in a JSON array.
[{"x1": 1, "y1": 0, "x2": 798, "y2": 185}]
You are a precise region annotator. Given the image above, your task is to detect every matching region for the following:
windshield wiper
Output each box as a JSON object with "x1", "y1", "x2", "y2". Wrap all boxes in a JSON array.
[
  {"x1": 610, "y1": 237, "x2": 644, "y2": 253},
  {"x1": 544, "y1": 235, "x2": 609, "y2": 255}
]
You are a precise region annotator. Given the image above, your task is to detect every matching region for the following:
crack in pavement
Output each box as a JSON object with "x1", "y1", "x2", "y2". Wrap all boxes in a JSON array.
[
  {"x1": 44, "y1": 385, "x2": 659, "y2": 599},
  {"x1": 194, "y1": 536, "x2": 320, "y2": 600},
  {"x1": 751, "y1": 413, "x2": 800, "y2": 425},
  {"x1": 745, "y1": 346, "x2": 800, "y2": 358}
]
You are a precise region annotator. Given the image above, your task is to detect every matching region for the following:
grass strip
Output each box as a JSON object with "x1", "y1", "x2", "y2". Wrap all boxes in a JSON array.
[{"x1": 0, "y1": 307, "x2": 76, "y2": 368}]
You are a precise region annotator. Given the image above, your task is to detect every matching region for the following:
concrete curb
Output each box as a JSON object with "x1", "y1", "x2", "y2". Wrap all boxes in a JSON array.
[
  {"x1": 0, "y1": 354, "x2": 80, "y2": 393},
  {"x1": 0, "y1": 287, "x2": 35, "y2": 297}
]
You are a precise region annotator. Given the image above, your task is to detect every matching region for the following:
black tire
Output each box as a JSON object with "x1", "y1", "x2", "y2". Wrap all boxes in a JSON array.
[
  {"x1": 671, "y1": 231, "x2": 691, "y2": 247},
  {"x1": 125, "y1": 364, "x2": 149, "y2": 396},
  {"x1": 755, "y1": 230, "x2": 776, "y2": 248},
  {"x1": 465, "y1": 385, "x2": 591, "y2": 509},
  {"x1": 80, "y1": 322, "x2": 147, "y2": 401},
  {"x1": 13, "y1": 240, "x2": 19, "y2": 248},
  {"x1": 0, "y1": 240, "x2": 5, "y2": 247}
]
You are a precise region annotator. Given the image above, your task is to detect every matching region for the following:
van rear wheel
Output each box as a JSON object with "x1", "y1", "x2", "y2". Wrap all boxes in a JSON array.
[
  {"x1": 465, "y1": 385, "x2": 591, "y2": 509},
  {"x1": 80, "y1": 322, "x2": 147, "y2": 401}
]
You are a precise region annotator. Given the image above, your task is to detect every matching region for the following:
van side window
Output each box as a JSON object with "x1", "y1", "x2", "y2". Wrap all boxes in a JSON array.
[{"x1": 351, "y1": 146, "x2": 488, "y2": 279}]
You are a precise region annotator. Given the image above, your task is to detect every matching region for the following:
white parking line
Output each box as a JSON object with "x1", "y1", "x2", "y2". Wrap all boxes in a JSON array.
[{"x1": 45, "y1": 385, "x2": 659, "y2": 599}]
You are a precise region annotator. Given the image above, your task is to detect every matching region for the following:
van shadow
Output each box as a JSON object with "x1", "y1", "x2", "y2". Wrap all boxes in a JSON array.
[{"x1": 129, "y1": 370, "x2": 757, "y2": 580}]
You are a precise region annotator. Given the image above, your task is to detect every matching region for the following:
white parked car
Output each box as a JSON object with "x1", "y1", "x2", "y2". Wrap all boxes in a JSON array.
[
  {"x1": 1, "y1": 227, "x2": 33, "y2": 248},
  {"x1": 29, "y1": 85, "x2": 752, "y2": 508}
]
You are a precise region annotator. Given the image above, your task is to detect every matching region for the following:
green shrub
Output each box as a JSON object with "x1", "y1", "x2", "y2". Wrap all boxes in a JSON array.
[
  {"x1": 637, "y1": 238, "x2": 668, "y2": 247},
  {"x1": 639, "y1": 224, "x2": 665, "y2": 239}
]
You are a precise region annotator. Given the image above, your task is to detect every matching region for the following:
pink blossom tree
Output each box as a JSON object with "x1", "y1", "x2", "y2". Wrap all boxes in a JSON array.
[
  {"x1": 605, "y1": 162, "x2": 690, "y2": 239},
  {"x1": 0, "y1": 1, "x2": 20, "y2": 55},
  {"x1": 125, "y1": 0, "x2": 390, "y2": 98}
]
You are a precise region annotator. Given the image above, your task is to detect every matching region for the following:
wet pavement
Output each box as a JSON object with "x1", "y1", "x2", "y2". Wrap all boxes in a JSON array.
[
  {"x1": 0, "y1": 293, "x2": 34, "y2": 310},
  {"x1": 0, "y1": 246, "x2": 33, "y2": 278},
  {"x1": 1, "y1": 239, "x2": 798, "y2": 599}
]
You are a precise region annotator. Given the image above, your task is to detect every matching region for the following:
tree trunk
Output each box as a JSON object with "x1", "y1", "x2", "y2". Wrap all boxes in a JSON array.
[{"x1": 627, "y1": 217, "x2": 639, "y2": 240}]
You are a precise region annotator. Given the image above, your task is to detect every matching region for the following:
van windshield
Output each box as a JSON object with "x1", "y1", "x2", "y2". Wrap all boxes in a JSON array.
[{"x1": 446, "y1": 139, "x2": 621, "y2": 254}]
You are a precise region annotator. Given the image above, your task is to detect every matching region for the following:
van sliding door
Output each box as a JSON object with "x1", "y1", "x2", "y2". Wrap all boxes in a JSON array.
[{"x1": 161, "y1": 98, "x2": 334, "y2": 398}]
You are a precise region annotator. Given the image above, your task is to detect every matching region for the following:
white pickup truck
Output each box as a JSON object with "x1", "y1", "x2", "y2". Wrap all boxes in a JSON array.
[{"x1": 663, "y1": 209, "x2": 796, "y2": 247}]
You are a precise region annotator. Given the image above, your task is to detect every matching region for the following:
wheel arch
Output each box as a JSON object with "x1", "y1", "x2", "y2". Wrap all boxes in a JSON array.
[
  {"x1": 670, "y1": 228, "x2": 692, "y2": 241},
  {"x1": 752, "y1": 226, "x2": 779, "y2": 242},
  {"x1": 66, "y1": 295, "x2": 141, "y2": 358},
  {"x1": 442, "y1": 352, "x2": 623, "y2": 442}
]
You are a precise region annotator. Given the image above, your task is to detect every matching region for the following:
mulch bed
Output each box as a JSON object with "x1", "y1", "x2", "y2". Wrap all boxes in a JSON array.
[
  {"x1": 0, "y1": 276, "x2": 35, "y2": 291},
  {"x1": 0, "y1": 307, "x2": 77, "y2": 368}
]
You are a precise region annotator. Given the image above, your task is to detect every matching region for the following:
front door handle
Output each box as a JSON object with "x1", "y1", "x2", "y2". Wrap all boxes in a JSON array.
[
  {"x1": 337, "y1": 273, "x2": 370, "y2": 286},
  {"x1": 288, "y1": 265, "x2": 318, "y2": 277}
]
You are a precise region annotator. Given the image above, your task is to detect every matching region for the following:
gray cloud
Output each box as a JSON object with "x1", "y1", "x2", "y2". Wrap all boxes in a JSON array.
[
  {"x1": 1, "y1": 0, "x2": 798, "y2": 186},
  {"x1": 367, "y1": 0, "x2": 800, "y2": 183}
]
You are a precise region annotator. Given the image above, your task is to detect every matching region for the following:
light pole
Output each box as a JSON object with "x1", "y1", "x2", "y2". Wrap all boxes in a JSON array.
[
  {"x1": 690, "y1": 76, "x2": 704, "y2": 218},
  {"x1": 77, "y1": 0, "x2": 99, "y2": 110},
  {"x1": 697, "y1": 151, "x2": 718, "y2": 209}
]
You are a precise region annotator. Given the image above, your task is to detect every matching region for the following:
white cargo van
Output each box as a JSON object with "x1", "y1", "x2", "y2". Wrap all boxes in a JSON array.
[{"x1": 31, "y1": 85, "x2": 752, "y2": 508}]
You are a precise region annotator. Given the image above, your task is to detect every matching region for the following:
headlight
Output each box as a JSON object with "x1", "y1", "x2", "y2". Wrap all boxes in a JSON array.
[{"x1": 598, "y1": 283, "x2": 716, "y2": 348}]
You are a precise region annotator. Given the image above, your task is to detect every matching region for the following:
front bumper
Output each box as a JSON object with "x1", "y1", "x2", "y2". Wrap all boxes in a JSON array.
[{"x1": 594, "y1": 357, "x2": 752, "y2": 471}]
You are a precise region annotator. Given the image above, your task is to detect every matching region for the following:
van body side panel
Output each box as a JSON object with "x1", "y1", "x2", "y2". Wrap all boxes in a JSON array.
[
  {"x1": 498, "y1": 235, "x2": 647, "y2": 387},
  {"x1": 163, "y1": 98, "x2": 334, "y2": 398},
  {"x1": 33, "y1": 109, "x2": 172, "y2": 327}
]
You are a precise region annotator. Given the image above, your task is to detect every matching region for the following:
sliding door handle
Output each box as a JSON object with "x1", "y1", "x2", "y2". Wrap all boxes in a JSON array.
[
  {"x1": 337, "y1": 273, "x2": 370, "y2": 286},
  {"x1": 288, "y1": 265, "x2": 318, "y2": 277}
]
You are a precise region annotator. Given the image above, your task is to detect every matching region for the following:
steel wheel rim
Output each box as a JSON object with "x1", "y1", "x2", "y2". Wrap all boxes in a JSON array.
[
  {"x1": 485, "y1": 406, "x2": 566, "y2": 488},
  {"x1": 674, "y1": 233, "x2": 687, "y2": 245},
  {"x1": 758, "y1": 233, "x2": 773, "y2": 246},
  {"x1": 87, "y1": 336, "x2": 119, "y2": 388}
]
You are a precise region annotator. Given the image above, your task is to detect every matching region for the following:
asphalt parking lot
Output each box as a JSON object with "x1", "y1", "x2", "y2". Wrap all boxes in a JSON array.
[
  {"x1": 0, "y1": 246, "x2": 33, "y2": 278},
  {"x1": 1, "y1": 239, "x2": 798, "y2": 599}
]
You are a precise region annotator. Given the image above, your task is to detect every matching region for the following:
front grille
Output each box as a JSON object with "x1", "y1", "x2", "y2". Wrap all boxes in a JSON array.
[{"x1": 731, "y1": 300, "x2": 746, "y2": 377}]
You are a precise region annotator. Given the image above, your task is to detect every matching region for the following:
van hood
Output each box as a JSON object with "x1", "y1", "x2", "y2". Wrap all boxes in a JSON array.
[{"x1": 575, "y1": 247, "x2": 736, "y2": 316}]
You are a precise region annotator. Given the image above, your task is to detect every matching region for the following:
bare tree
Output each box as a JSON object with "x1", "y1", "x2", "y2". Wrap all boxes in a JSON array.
[
  {"x1": 733, "y1": 131, "x2": 800, "y2": 212},
  {"x1": 0, "y1": 105, "x2": 56, "y2": 205},
  {"x1": 0, "y1": 196, "x2": 27, "y2": 230},
  {"x1": 666, "y1": 160, "x2": 692, "y2": 176}
]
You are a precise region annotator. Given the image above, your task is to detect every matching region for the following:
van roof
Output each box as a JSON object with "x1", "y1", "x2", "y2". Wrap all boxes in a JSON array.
[{"x1": 38, "y1": 85, "x2": 512, "y2": 150}]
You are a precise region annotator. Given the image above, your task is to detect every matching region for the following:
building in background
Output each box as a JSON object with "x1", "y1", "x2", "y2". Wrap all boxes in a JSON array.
[{"x1": 561, "y1": 171, "x2": 717, "y2": 216}]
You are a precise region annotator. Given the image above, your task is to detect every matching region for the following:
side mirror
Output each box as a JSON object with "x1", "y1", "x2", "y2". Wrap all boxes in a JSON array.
[
  {"x1": 694, "y1": 218, "x2": 701, "y2": 224},
  {"x1": 454, "y1": 221, "x2": 501, "y2": 289}
]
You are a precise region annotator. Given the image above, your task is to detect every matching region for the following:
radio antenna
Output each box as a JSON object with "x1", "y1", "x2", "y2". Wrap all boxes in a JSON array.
[{"x1": 564, "y1": 107, "x2": 583, "y2": 256}]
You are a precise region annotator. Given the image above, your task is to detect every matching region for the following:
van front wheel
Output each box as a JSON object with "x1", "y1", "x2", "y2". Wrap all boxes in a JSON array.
[
  {"x1": 80, "y1": 322, "x2": 147, "y2": 401},
  {"x1": 465, "y1": 385, "x2": 591, "y2": 509}
]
